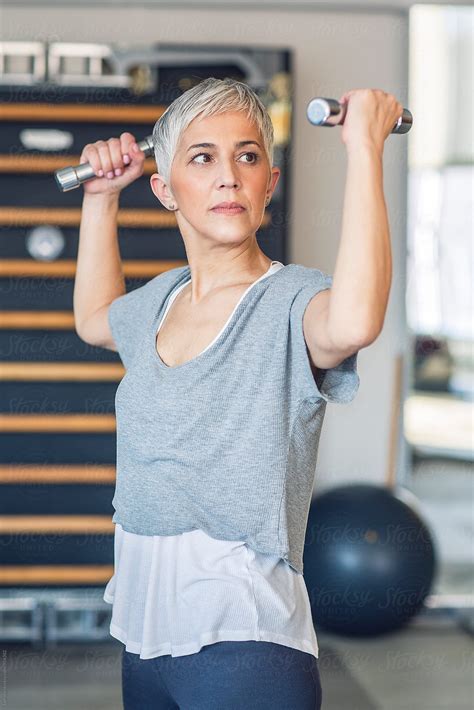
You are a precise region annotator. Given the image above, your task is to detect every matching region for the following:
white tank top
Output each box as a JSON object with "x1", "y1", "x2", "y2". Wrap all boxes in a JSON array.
[{"x1": 103, "y1": 261, "x2": 319, "y2": 660}]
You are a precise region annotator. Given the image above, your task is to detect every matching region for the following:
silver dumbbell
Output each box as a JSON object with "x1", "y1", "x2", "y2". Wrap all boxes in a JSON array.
[
  {"x1": 54, "y1": 135, "x2": 154, "y2": 192},
  {"x1": 307, "y1": 97, "x2": 412, "y2": 134}
]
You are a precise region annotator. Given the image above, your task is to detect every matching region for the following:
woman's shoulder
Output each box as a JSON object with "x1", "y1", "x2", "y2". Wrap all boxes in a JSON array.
[
  {"x1": 272, "y1": 263, "x2": 333, "y2": 291},
  {"x1": 148, "y1": 264, "x2": 190, "y2": 290},
  {"x1": 122, "y1": 264, "x2": 189, "y2": 302}
]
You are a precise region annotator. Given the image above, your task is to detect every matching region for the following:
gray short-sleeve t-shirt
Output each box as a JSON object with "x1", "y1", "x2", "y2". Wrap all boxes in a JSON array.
[{"x1": 108, "y1": 263, "x2": 359, "y2": 574}]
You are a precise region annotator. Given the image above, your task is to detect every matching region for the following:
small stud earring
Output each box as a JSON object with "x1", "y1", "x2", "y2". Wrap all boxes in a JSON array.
[{"x1": 169, "y1": 203, "x2": 175, "y2": 210}]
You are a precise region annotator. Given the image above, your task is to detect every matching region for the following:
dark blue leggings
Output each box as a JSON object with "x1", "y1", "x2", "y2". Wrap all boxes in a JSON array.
[{"x1": 122, "y1": 640, "x2": 322, "y2": 709}]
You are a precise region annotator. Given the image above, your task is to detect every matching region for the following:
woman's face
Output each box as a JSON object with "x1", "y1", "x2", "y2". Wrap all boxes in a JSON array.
[{"x1": 151, "y1": 111, "x2": 280, "y2": 245}]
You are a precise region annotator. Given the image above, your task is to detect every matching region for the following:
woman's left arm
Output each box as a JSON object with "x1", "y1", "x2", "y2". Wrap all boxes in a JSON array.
[{"x1": 303, "y1": 88, "x2": 404, "y2": 370}]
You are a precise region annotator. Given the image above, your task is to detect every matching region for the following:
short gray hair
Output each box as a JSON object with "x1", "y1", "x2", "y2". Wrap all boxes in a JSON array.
[{"x1": 152, "y1": 77, "x2": 274, "y2": 189}]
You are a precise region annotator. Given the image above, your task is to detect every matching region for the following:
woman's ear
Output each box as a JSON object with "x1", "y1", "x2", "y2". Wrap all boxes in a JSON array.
[
  {"x1": 267, "y1": 166, "x2": 281, "y2": 201},
  {"x1": 150, "y1": 172, "x2": 174, "y2": 208}
]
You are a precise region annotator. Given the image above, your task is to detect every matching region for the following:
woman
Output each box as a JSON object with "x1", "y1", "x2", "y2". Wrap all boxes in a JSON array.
[{"x1": 75, "y1": 77, "x2": 402, "y2": 709}]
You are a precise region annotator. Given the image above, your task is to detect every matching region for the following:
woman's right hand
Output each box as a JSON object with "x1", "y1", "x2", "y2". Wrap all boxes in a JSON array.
[{"x1": 79, "y1": 132, "x2": 147, "y2": 195}]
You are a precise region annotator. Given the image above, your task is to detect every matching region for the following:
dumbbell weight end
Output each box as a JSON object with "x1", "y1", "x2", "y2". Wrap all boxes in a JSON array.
[
  {"x1": 54, "y1": 135, "x2": 155, "y2": 192},
  {"x1": 306, "y1": 97, "x2": 412, "y2": 134}
]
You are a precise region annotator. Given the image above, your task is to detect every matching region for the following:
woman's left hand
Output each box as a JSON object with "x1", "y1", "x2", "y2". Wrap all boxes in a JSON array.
[{"x1": 338, "y1": 88, "x2": 404, "y2": 154}]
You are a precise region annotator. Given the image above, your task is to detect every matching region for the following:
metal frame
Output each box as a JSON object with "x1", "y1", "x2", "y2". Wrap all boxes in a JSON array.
[{"x1": 0, "y1": 41, "x2": 269, "y2": 90}]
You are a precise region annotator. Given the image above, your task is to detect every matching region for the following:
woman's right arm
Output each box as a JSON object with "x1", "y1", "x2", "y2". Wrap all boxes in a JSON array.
[{"x1": 73, "y1": 132, "x2": 146, "y2": 351}]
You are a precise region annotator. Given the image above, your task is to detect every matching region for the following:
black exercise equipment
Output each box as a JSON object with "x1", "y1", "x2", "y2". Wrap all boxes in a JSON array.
[{"x1": 302, "y1": 482, "x2": 437, "y2": 637}]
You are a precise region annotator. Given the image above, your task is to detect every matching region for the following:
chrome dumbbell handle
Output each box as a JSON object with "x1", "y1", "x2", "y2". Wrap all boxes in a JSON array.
[
  {"x1": 306, "y1": 97, "x2": 412, "y2": 134},
  {"x1": 54, "y1": 135, "x2": 155, "y2": 192}
]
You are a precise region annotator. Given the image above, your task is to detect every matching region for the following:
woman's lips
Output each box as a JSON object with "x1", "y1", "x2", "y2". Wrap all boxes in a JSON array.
[{"x1": 211, "y1": 206, "x2": 245, "y2": 215}]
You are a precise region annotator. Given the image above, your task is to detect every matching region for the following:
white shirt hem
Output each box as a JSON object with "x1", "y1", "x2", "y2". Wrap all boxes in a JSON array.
[{"x1": 109, "y1": 621, "x2": 319, "y2": 660}]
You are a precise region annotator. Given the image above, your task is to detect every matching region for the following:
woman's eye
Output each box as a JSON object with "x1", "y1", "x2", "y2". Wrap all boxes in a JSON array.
[
  {"x1": 191, "y1": 152, "x2": 259, "y2": 164},
  {"x1": 191, "y1": 153, "x2": 211, "y2": 164},
  {"x1": 240, "y1": 152, "x2": 259, "y2": 163}
]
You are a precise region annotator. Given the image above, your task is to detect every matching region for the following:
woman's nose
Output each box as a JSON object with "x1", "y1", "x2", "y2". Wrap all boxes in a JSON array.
[
  {"x1": 219, "y1": 178, "x2": 239, "y2": 188},
  {"x1": 216, "y1": 161, "x2": 240, "y2": 188}
]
